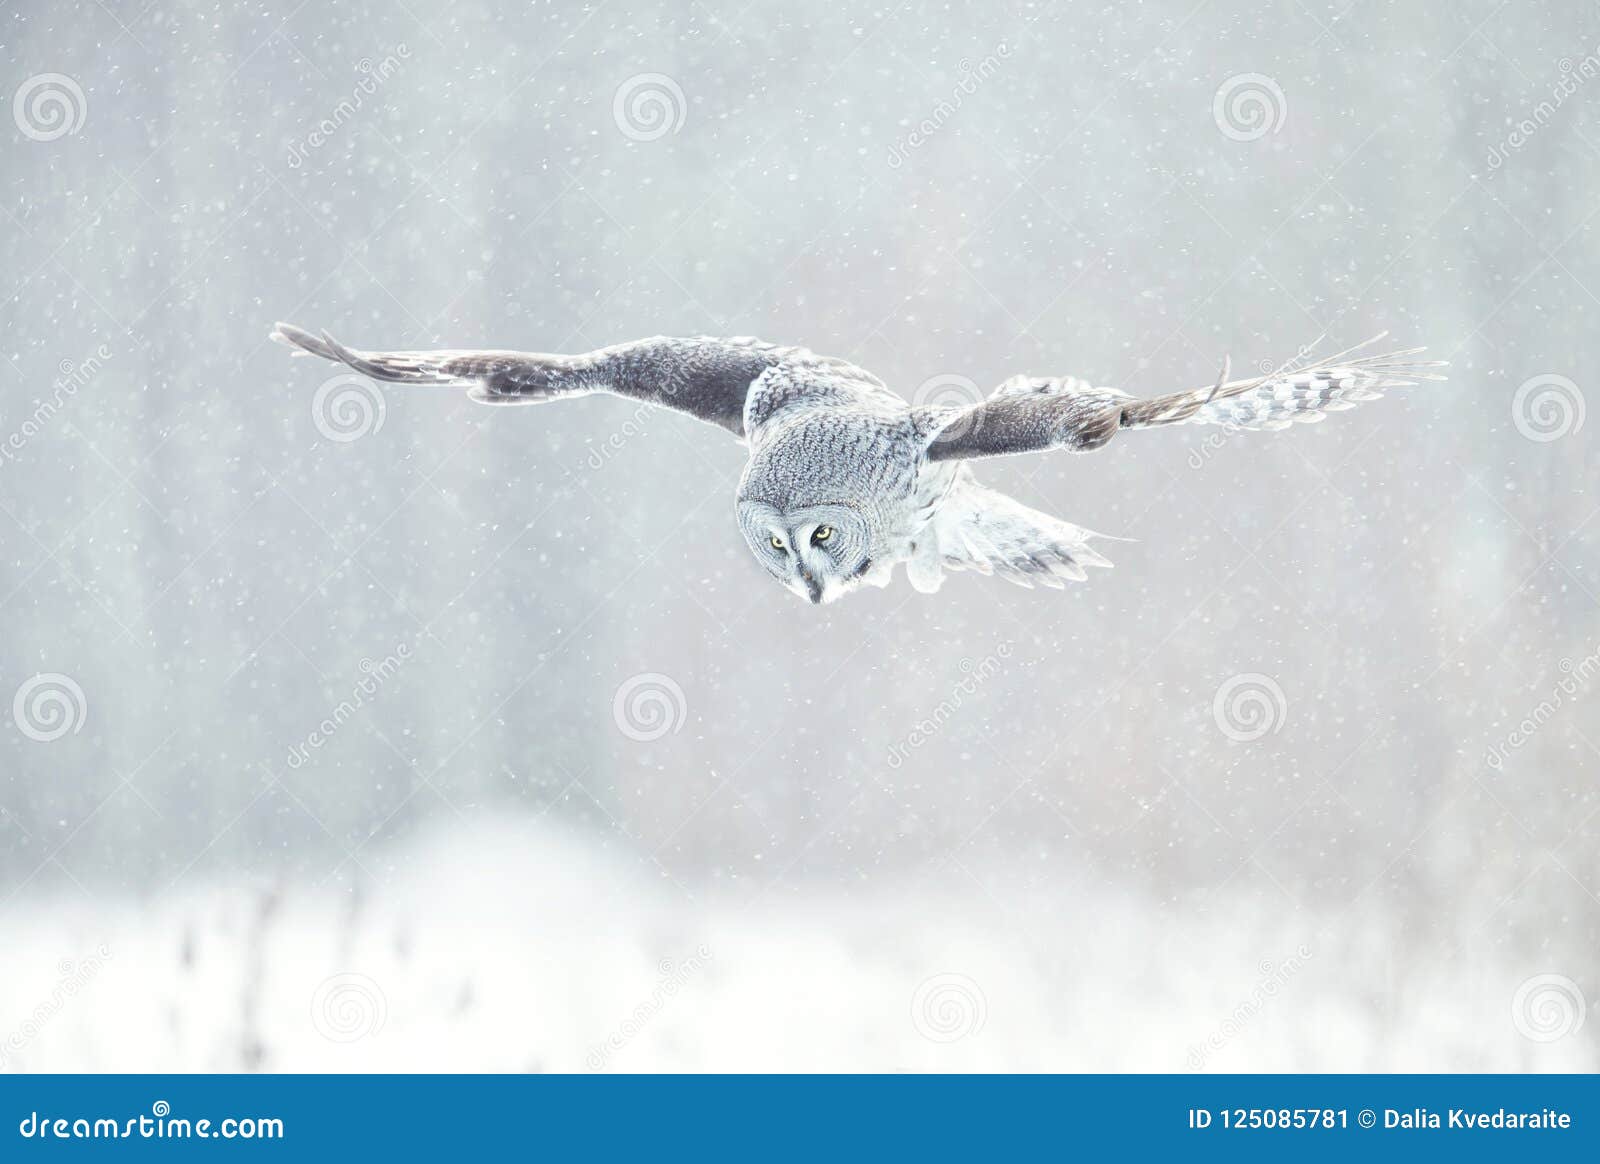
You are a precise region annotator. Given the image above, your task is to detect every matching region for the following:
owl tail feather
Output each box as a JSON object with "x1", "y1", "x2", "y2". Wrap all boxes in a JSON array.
[{"x1": 926, "y1": 476, "x2": 1116, "y2": 592}]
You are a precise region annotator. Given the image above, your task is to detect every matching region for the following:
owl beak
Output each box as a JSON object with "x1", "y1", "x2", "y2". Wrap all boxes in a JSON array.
[{"x1": 799, "y1": 569, "x2": 824, "y2": 605}]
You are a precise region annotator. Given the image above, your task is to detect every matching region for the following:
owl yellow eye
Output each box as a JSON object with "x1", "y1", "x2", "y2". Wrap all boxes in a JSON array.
[
  {"x1": 812, "y1": 525, "x2": 833, "y2": 544},
  {"x1": 770, "y1": 535, "x2": 785, "y2": 550}
]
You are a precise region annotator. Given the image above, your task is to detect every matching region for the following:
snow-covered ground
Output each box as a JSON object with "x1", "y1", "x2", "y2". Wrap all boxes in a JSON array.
[{"x1": 3, "y1": 816, "x2": 1590, "y2": 1073}]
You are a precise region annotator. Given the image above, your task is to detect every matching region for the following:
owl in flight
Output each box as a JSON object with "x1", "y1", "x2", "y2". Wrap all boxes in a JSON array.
[{"x1": 273, "y1": 323, "x2": 1442, "y2": 605}]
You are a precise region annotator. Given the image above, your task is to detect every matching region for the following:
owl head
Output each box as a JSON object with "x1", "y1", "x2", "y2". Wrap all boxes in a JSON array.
[{"x1": 737, "y1": 500, "x2": 882, "y2": 604}]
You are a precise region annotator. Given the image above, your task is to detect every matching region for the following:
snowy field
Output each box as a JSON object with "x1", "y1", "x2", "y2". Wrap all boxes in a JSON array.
[{"x1": 2, "y1": 815, "x2": 1592, "y2": 1073}]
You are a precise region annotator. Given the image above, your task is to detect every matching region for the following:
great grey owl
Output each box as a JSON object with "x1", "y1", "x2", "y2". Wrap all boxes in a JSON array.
[{"x1": 273, "y1": 323, "x2": 1442, "y2": 605}]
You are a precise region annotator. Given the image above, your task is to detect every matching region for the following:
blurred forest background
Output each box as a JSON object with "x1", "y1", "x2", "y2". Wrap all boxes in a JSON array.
[{"x1": 2, "y1": 0, "x2": 1597, "y2": 1070}]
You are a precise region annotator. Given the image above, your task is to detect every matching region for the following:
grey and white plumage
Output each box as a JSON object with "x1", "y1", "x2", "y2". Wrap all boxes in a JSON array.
[{"x1": 272, "y1": 322, "x2": 1444, "y2": 605}]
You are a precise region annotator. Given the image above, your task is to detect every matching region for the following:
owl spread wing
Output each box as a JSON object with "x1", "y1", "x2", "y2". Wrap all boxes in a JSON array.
[
  {"x1": 271, "y1": 323, "x2": 874, "y2": 439},
  {"x1": 923, "y1": 335, "x2": 1446, "y2": 462}
]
